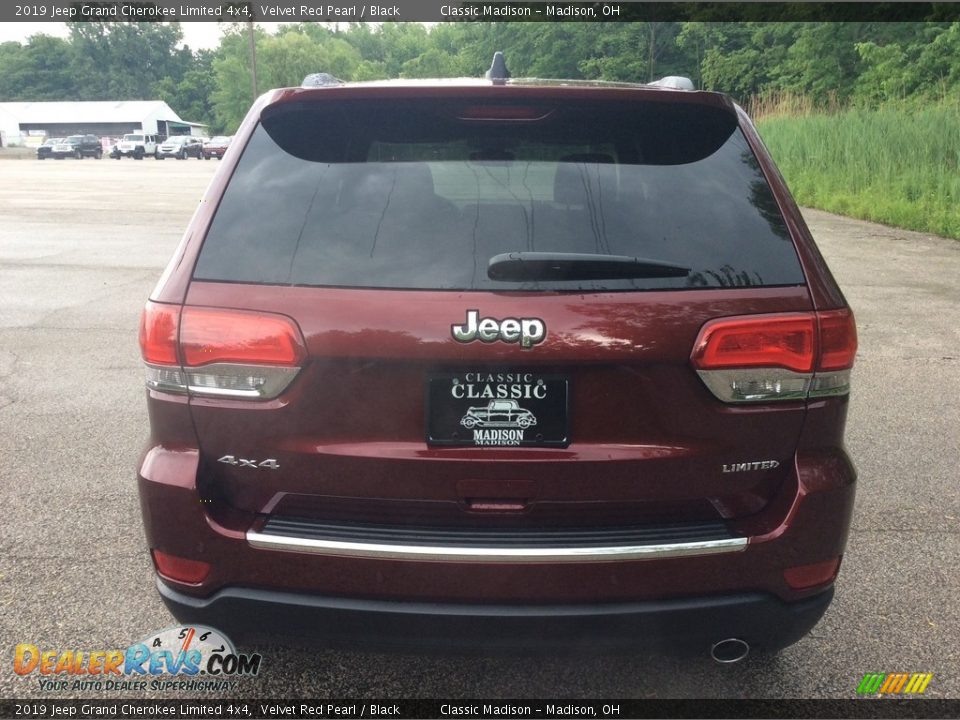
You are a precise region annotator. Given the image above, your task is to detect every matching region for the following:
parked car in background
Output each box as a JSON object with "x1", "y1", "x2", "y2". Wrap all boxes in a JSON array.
[
  {"x1": 202, "y1": 136, "x2": 231, "y2": 159},
  {"x1": 111, "y1": 133, "x2": 160, "y2": 160},
  {"x1": 157, "y1": 136, "x2": 204, "y2": 160},
  {"x1": 51, "y1": 135, "x2": 102, "y2": 159},
  {"x1": 36, "y1": 138, "x2": 65, "y2": 160}
]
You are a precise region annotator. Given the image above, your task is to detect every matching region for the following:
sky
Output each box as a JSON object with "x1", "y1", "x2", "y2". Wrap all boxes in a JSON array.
[{"x1": 0, "y1": 21, "x2": 281, "y2": 50}]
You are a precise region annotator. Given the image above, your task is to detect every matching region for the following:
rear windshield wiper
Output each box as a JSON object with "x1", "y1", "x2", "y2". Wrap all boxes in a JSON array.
[{"x1": 487, "y1": 252, "x2": 691, "y2": 282}]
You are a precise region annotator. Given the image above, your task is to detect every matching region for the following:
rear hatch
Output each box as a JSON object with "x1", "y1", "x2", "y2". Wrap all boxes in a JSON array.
[{"x1": 182, "y1": 89, "x2": 811, "y2": 529}]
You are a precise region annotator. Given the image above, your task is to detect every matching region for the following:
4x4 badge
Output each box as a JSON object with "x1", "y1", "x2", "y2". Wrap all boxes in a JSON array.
[{"x1": 451, "y1": 310, "x2": 545, "y2": 349}]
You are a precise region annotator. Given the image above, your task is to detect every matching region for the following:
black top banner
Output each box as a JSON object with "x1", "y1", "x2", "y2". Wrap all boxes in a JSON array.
[
  {"x1": 4, "y1": 1, "x2": 960, "y2": 23},
  {"x1": 4, "y1": 699, "x2": 960, "y2": 720}
]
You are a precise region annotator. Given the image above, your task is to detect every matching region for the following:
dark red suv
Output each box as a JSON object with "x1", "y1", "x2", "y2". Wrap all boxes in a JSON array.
[{"x1": 138, "y1": 60, "x2": 857, "y2": 660}]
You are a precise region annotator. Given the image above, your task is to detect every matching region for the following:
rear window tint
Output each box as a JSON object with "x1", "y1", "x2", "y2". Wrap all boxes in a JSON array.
[{"x1": 194, "y1": 98, "x2": 804, "y2": 291}]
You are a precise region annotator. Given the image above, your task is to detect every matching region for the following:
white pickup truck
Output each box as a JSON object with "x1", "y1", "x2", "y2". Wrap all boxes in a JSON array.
[{"x1": 110, "y1": 133, "x2": 160, "y2": 160}]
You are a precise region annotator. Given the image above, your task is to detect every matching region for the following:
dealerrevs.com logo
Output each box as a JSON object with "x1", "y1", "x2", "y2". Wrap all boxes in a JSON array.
[{"x1": 14, "y1": 625, "x2": 261, "y2": 693}]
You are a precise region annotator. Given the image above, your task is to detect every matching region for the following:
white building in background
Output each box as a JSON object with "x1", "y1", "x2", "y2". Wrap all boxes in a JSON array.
[{"x1": 0, "y1": 100, "x2": 207, "y2": 146}]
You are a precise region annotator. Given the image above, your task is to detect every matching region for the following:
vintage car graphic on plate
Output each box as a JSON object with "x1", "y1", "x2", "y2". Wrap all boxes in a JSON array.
[{"x1": 460, "y1": 400, "x2": 538, "y2": 429}]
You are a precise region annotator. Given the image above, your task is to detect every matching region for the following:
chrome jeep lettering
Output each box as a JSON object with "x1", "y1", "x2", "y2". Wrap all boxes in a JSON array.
[{"x1": 451, "y1": 310, "x2": 546, "y2": 349}]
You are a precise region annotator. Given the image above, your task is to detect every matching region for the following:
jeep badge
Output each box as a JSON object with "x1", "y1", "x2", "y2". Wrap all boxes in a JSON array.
[{"x1": 451, "y1": 310, "x2": 546, "y2": 349}]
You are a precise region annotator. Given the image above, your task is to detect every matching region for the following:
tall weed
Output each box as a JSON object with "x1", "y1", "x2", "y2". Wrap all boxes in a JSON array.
[{"x1": 756, "y1": 103, "x2": 960, "y2": 239}]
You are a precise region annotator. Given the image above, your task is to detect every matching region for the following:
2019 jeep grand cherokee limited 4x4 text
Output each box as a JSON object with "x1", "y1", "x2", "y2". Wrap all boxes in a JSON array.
[{"x1": 138, "y1": 60, "x2": 857, "y2": 657}]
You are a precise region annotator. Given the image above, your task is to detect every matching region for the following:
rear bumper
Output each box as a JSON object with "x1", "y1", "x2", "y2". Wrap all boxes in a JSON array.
[
  {"x1": 138, "y1": 436, "x2": 854, "y2": 651},
  {"x1": 158, "y1": 578, "x2": 833, "y2": 652}
]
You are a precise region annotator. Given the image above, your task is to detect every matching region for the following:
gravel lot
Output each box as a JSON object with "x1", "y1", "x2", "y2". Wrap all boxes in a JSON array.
[{"x1": 0, "y1": 159, "x2": 957, "y2": 700}]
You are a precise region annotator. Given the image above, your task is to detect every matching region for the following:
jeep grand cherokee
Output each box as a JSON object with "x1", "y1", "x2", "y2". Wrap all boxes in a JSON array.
[{"x1": 137, "y1": 59, "x2": 857, "y2": 658}]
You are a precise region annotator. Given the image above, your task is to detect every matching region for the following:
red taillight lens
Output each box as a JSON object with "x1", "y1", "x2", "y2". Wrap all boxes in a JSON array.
[
  {"x1": 152, "y1": 549, "x2": 210, "y2": 584},
  {"x1": 139, "y1": 301, "x2": 180, "y2": 365},
  {"x1": 140, "y1": 304, "x2": 306, "y2": 400},
  {"x1": 784, "y1": 557, "x2": 841, "y2": 590},
  {"x1": 692, "y1": 314, "x2": 816, "y2": 373},
  {"x1": 180, "y1": 307, "x2": 306, "y2": 367},
  {"x1": 817, "y1": 308, "x2": 857, "y2": 371},
  {"x1": 692, "y1": 309, "x2": 857, "y2": 403}
]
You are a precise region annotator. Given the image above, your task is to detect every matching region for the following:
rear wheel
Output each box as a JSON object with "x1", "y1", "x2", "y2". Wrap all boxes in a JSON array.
[
  {"x1": 95, "y1": 149, "x2": 103, "y2": 159},
  {"x1": 75, "y1": 150, "x2": 82, "y2": 160}
]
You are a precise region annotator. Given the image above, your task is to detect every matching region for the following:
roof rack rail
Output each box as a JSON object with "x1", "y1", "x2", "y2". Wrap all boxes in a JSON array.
[
  {"x1": 647, "y1": 76, "x2": 695, "y2": 91},
  {"x1": 301, "y1": 73, "x2": 345, "y2": 88},
  {"x1": 485, "y1": 52, "x2": 511, "y2": 84}
]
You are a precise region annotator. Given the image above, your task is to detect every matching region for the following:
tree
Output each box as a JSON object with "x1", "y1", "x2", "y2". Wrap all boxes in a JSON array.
[
  {"x1": 67, "y1": 22, "x2": 190, "y2": 99},
  {"x1": 0, "y1": 35, "x2": 82, "y2": 100},
  {"x1": 156, "y1": 49, "x2": 217, "y2": 130}
]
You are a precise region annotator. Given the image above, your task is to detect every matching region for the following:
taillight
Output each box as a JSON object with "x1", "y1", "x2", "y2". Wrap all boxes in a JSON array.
[
  {"x1": 817, "y1": 309, "x2": 858, "y2": 370},
  {"x1": 138, "y1": 302, "x2": 306, "y2": 400},
  {"x1": 180, "y1": 308, "x2": 306, "y2": 367},
  {"x1": 784, "y1": 557, "x2": 841, "y2": 590},
  {"x1": 691, "y1": 314, "x2": 815, "y2": 373},
  {"x1": 152, "y1": 549, "x2": 210, "y2": 584},
  {"x1": 139, "y1": 301, "x2": 179, "y2": 365},
  {"x1": 692, "y1": 309, "x2": 857, "y2": 403}
]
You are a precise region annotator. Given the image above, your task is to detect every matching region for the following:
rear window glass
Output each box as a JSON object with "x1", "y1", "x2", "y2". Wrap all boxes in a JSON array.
[{"x1": 194, "y1": 98, "x2": 804, "y2": 291}]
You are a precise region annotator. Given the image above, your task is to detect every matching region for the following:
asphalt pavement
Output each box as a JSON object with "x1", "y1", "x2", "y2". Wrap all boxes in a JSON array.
[{"x1": 0, "y1": 158, "x2": 957, "y2": 700}]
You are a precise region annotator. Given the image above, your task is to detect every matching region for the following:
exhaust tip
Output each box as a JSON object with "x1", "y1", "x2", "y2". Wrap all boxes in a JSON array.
[{"x1": 710, "y1": 638, "x2": 750, "y2": 664}]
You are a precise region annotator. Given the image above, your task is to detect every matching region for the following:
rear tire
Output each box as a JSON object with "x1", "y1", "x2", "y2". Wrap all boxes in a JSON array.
[
  {"x1": 75, "y1": 150, "x2": 82, "y2": 160},
  {"x1": 95, "y1": 149, "x2": 103, "y2": 159}
]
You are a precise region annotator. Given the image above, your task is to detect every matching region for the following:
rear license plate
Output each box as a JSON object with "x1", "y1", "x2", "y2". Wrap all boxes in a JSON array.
[{"x1": 427, "y1": 371, "x2": 569, "y2": 447}]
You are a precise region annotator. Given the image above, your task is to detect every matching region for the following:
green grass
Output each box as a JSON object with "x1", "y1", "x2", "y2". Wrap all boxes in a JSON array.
[{"x1": 757, "y1": 104, "x2": 960, "y2": 240}]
